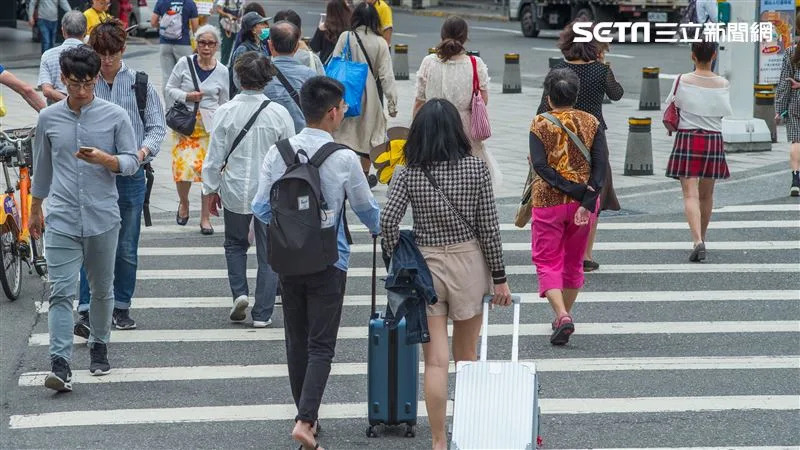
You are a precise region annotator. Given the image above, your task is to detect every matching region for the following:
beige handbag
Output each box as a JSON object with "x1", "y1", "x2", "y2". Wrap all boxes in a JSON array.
[{"x1": 514, "y1": 169, "x2": 533, "y2": 228}]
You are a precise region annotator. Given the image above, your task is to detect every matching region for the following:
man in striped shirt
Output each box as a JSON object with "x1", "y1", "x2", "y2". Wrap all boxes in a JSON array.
[
  {"x1": 37, "y1": 10, "x2": 87, "y2": 105},
  {"x1": 72, "y1": 20, "x2": 167, "y2": 335}
]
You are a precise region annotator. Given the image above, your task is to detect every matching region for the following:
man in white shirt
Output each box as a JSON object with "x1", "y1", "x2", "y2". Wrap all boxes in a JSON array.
[
  {"x1": 37, "y1": 10, "x2": 87, "y2": 104},
  {"x1": 203, "y1": 51, "x2": 295, "y2": 328},
  {"x1": 251, "y1": 76, "x2": 380, "y2": 449}
]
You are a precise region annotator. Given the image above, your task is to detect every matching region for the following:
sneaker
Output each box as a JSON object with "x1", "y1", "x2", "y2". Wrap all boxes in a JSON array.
[
  {"x1": 112, "y1": 308, "x2": 137, "y2": 330},
  {"x1": 73, "y1": 312, "x2": 90, "y2": 339},
  {"x1": 229, "y1": 295, "x2": 249, "y2": 322},
  {"x1": 367, "y1": 174, "x2": 378, "y2": 188},
  {"x1": 583, "y1": 260, "x2": 600, "y2": 272},
  {"x1": 791, "y1": 171, "x2": 800, "y2": 197},
  {"x1": 89, "y1": 342, "x2": 111, "y2": 376},
  {"x1": 44, "y1": 356, "x2": 72, "y2": 392},
  {"x1": 252, "y1": 319, "x2": 273, "y2": 328},
  {"x1": 689, "y1": 242, "x2": 706, "y2": 262},
  {"x1": 550, "y1": 314, "x2": 574, "y2": 346}
]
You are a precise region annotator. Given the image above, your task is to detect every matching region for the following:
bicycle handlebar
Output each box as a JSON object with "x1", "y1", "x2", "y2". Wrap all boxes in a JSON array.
[{"x1": 0, "y1": 128, "x2": 35, "y2": 146}]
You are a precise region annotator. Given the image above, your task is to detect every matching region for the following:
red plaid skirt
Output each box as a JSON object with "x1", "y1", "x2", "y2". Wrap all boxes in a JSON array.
[{"x1": 665, "y1": 129, "x2": 730, "y2": 179}]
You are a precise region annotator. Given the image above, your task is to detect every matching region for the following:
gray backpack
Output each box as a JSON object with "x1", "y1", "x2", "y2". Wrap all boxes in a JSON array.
[
  {"x1": 268, "y1": 139, "x2": 349, "y2": 276},
  {"x1": 159, "y1": 7, "x2": 183, "y2": 40}
]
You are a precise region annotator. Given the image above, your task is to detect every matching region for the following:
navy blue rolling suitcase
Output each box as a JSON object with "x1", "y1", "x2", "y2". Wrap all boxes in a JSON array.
[{"x1": 366, "y1": 236, "x2": 419, "y2": 438}]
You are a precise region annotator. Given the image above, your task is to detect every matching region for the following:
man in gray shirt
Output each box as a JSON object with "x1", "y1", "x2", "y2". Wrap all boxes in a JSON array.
[
  {"x1": 28, "y1": 0, "x2": 73, "y2": 54},
  {"x1": 38, "y1": 10, "x2": 87, "y2": 104},
  {"x1": 30, "y1": 46, "x2": 141, "y2": 393},
  {"x1": 265, "y1": 21, "x2": 316, "y2": 133}
]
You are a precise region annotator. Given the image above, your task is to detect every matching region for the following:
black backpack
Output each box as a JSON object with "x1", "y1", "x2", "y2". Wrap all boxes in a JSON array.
[
  {"x1": 268, "y1": 139, "x2": 350, "y2": 276},
  {"x1": 133, "y1": 71, "x2": 155, "y2": 228}
]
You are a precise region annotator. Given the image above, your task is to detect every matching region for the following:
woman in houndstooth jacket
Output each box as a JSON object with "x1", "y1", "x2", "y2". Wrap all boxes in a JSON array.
[
  {"x1": 774, "y1": 12, "x2": 800, "y2": 197},
  {"x1": 380, "y1": 99, "x2": 512, "y2": 450}
]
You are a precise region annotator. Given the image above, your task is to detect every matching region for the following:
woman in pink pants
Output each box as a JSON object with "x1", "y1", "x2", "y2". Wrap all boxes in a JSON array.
[{"x1": 529, "y1": 68, "x2": 607, "y2": 345}]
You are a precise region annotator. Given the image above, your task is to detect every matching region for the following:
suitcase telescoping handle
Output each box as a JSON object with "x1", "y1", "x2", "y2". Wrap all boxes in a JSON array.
[
  {"x1": 480, "y1": 295, "x2": 522, "y2": 363},
  {"x1": 370, "y1": 235, "x2": 377, "y2": 317}
]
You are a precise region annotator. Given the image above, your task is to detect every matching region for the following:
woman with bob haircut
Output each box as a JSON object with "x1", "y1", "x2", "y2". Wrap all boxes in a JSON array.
[{"x1": 381, "y1": 98, "x2": 512, "y2": 450}]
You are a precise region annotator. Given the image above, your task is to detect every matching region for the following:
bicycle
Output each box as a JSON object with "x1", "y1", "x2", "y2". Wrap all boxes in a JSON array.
[{"x1": 0, "y1": 127, "x2": 47, "y2": 300}]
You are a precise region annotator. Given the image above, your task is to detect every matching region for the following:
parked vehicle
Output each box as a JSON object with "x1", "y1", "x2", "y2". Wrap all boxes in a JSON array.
[
  {"x1": 129, "y1": 0, "x2": 156, "y2": 36},
  {"x1": 509, "y1": 0, "x2": 689, "y2": 38}
]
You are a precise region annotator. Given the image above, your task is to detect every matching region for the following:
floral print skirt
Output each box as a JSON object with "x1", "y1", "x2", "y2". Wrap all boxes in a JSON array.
[{"x1": 172, "y1": 114, "x2": 208, "y2": 183}]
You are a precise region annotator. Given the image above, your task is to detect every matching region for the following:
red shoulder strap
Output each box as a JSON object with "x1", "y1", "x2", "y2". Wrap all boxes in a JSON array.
[
  {"x1": 672, "y1": 74, "x2": 682, "y2": 95},
  {"x1": 470, "y1": 55, "x2": 479, "y2": 94}
]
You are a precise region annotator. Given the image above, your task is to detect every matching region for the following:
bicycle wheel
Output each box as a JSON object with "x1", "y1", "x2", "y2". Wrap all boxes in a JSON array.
[
  {"x1": 0, "y1": 225, "x2": 22, "y2": 300},
  {"x1": 30, "y1": 232, "x2": 47, "y2": 277}
]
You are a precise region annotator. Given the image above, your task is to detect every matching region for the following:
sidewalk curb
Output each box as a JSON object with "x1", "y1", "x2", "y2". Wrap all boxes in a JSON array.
[{"x1": 394, "y1": 6, "x2": 509, "y2": 22}]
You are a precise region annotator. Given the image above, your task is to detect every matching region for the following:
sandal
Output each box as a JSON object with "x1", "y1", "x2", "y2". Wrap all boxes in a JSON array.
[
  {"x1": 550, "y1": 314, "x2": 574, "y2": 346},
  {"x1": 583, "y1": 260, "x2": 599, "y2": 272}
]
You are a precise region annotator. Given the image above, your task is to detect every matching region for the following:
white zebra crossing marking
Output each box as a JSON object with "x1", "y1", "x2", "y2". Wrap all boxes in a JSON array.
[
  {"x1": 34, "y1": 290, "x2": 800, "y2": 313},
  {"x1": 17, "y1": 356, "x2": 800, "y2": 386},
  {"x1": 9, "y1": 396, "x2": 798, "y2": 429},
  {"x1": 27, "y1": 321, "x2": 800, "y2": 345}
]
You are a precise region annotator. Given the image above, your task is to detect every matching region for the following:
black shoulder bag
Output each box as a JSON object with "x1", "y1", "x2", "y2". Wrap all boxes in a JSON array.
[
  {"x1": 220, "y1": 100, "x2": 271, "y2": 172},
  {"x1": 133, "y1": 71, "x2": 156, "y2": 227},
  {"x1": 165, "y1": 56, "x2": 200, "y2": 136}
]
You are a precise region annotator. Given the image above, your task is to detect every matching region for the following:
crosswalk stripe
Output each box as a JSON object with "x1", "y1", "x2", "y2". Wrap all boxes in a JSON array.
[
  {"x1": 17, "y1": 356, "x2": 800, "y2": 386},
  {"x1": 9, "y1": 396, "x2": 798, "y2": 429},
  {"x1": 554, "y1": 447, "x2": 798, "y2": 450},
  {"x1": 136, "y1": 241, "x2": 800, "y2": 256},
  {"x1": 27, "y1": 321, "x2": 800, "y2": 345},
  {"x1": 133, "y1": 264, "x2": 799, "y2": 280},
  {"x1": 140, "y1": 220, "x2": 800, "y2": 235},
  {"x1": 34, "y1": 290, "x2": 800, "y2": 313},
  {"x1": 713, "y1": 204, "x2": 800, "y2": 213}
]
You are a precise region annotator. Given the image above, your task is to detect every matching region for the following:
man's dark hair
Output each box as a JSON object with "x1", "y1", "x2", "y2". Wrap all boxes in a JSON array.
[
  {"x1": 88, "y1": 18, "x2": 127, "y2": 55},
  {"x1": 243, "y1": 2, "x2": 265, "y2": 17},
  {"x1": 235, "y1": 51, "x2": 276, "y2": 90},
  {"x1": 300, "y1": 76, "x2": 344, "y2": 124},
  {"x1": 559, "y1": 19, "x2": 601, "y2": 62},
  {"x1": 270, "y1": 21, "x2": 301, "y2": 54},
  {"x1": 691, "y1": 41, "x2": 717, "y2": 64},
  {"x1": 60, "y1": 45, "x2": 101, "y2": 81},
  {"x1": 350, "y1": 2, "x2": 381, "y2": 36},
  {"x1": 273, "y1": 9, "x2": 302, "y2": 30},
  {"x1": 403, "y1": 99, "x2": 471, "y2": 168},
  {"x1": 544, "y1": 68, "x2": 580, "y2": 108}
]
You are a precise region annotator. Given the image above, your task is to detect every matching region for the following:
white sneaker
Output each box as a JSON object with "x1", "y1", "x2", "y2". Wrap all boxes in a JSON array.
[
  {"x1": 229, "y1": 295, "x2": 249, "y2": 322},
  {"x1": 252, "y1": 319, "x2": 273, "y2": 328}
]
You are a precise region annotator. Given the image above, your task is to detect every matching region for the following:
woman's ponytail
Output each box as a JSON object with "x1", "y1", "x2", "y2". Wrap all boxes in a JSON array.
[{"x1": 436, "y1": 38, "x2": 465, "y2": 61}]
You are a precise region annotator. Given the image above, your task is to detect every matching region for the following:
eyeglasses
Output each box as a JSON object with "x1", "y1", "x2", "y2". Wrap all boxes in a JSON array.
[
  {"x1": 196, "y1": 40, "x2": 218, "y2": 47},
  {"x1": 98, "y1": 53, "x2": 121, "y2": 62},
  {"x1": 64, "y1": 78, "x2": 97, "y2": 91},
  {"x1": 329, "y1": 102, "x2": 349, "y2": 113}
]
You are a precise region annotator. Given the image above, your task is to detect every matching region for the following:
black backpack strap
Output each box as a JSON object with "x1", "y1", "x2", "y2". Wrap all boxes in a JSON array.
[
  {"x1": 143, "y1": 163, "x2": 154, "y2": 227},
  {"x1": 273, "y1": 66, "x2": 302, "y2": 109},
  {"x1": 186, "y1": 55, "x2": 200, "y2": 114},
  {"x1": 221, "y1": 100, "x2": 270, "y2": 171},
  {"x1": 133, "y1": 71, "x2": 148, "y2": 125},
  {"x1": 309, "y1": 142, "x2": 349, "y2": 168},
  {"x1": 352, "y1": 31, "x2": 384, "y2": 105},
  {"x1": 275, "y1": 138, "x2": 297, "y2": 167}
]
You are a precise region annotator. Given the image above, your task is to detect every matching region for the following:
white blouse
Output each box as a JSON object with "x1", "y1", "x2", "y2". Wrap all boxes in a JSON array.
[
  {"x1": 665, "y1": 73, "x2": 732, "y2": 132},
  {"x1": 166, "y1": 55, "x2": 230, "y2": 114}
]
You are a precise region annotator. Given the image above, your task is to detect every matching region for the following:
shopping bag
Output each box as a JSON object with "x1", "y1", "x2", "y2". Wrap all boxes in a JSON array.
[{"x1": 325, "y1": 35, "x2": 368, "y2": 118}]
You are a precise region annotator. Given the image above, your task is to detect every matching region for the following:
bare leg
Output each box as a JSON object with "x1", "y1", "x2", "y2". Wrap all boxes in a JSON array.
[
  {"x1": 545, "y1": 288, "x2": 567, "y2": 318},
  {"x1": 583, "y1": 219, "x2": 598, "y2": 262},
  {"x1": 422, "y1": 314, "x2": 449, "y2": 450},
  {"x1": 680, "y1": 177, "x2": 702, "y2": 245},
  {"x1": 292, "y1": 420, "x2": 324, "y2": 450},
  {"x1": 451, "y1": 314, "x2": 483, "y2": 364},
  {"x1": 698, "y1": 179, "x2": 716, "y2": 242},
  {"x1": 176, "y1": 181, "x2": 191, "y2": 219},
  {"x1": 791, "y1": 143, "x2": 800, "y2": 171},
  {"x1": 200, "y1": 192, "x2": 212, "y2": 229},
  {"x1": 563, "y1": 288, "x2": 580, "y2": 314}
]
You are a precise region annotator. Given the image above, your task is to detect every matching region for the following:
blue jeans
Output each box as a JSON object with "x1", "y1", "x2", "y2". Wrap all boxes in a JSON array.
[
  {"x1": 223, "y1": 209, "x2": 277, "y2": 321},
  {"x1": 78, "y1": 168, "x2": 146, "y2": 312},
  {"x1": 37, "y1": 19, "x2": 57, "y2": 54},
  {"x1": 46, "y1": 226, "x2": 119, "y2": 361}
]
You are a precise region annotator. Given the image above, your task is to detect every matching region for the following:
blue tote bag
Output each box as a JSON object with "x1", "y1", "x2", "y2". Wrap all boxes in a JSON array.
[{"x1": 325, "y1": 33, "x2": 368, "y2": 118}]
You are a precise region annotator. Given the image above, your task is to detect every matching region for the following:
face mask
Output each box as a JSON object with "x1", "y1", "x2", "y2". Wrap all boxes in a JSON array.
[{"x1": 259, "y1": 28, "x2": 270, "y2": 41}]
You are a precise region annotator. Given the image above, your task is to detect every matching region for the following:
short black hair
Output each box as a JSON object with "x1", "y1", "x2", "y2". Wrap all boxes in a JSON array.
[
  {"x1": 273, "y1": 9, "x2": 301, "y2": 30},
  {"x1": 691, "y1": 41, "x2": 717, "y2": 63},
  {"x1": 403, "y1": 99, "x2": 471, "y2": 168},
  {"x1": 270, "y1": 21, "x2": 300, "y2": 54},
  {"x1": 544, "y1": 68, "x2": 580, "y2": 108},
  {"x1": 235, "y1": 51, "x2": 276, "y2": 90},
  {"x1": 301, "y1": 76, "x2": 345, "y2": 123},
  {"x1": 60, "y1": 45, "x2": 101, "y2": 81}
]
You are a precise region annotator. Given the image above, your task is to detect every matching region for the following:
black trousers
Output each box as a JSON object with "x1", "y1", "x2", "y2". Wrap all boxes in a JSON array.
[{"x1": 280, "y1": 265, "x2": 347, "y2": 423}]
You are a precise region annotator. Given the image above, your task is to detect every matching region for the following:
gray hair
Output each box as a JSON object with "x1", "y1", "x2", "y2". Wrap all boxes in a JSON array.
[
  {"x1": 194, "y1": 24, "x2": 221, "y2": 43},
  {"x1": 62, "y1": 10, "x2": 87, "y2": 38}
]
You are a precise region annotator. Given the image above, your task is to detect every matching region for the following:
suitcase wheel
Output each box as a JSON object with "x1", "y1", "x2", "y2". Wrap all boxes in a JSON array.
[
  {"x1": 404, "y1": 424, "x2": 416, "y2": 438},
  {"x1": 366, "y1": 425, "x2": 379, "y2": 438},
  {"x1": 537, "y1": 435, "x2": 543, "y2": 448}
]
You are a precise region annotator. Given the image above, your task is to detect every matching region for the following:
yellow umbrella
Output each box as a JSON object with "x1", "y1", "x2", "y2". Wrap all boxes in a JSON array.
[{"x1": 370, "y1": 127, "x2": 409, "y2": 185}]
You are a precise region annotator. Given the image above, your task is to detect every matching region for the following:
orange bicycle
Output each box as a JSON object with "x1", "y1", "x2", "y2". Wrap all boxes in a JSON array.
[{"x1": 0, "y1": 127, "x2": 47, "y2": 300}]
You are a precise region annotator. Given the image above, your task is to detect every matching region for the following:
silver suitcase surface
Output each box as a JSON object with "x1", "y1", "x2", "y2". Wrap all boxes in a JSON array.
[{"x1": 451, "y1": 295, "x2": 541, "y2": 450}]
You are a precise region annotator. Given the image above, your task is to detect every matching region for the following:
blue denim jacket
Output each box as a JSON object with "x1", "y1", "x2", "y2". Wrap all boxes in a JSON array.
[{"x1": 385, "y1": 230, "x2": 437, "y2": 344}]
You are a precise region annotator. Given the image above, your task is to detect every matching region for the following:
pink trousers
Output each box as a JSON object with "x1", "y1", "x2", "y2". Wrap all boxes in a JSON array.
[{"x1": 531, "y1": 201, "x2": 595, "y2": 297}]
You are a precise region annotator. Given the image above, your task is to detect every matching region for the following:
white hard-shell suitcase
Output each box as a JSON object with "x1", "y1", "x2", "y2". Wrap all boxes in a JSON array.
[{"x1": 450, "y1": 295, "x2": 541, "y2": 450}]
